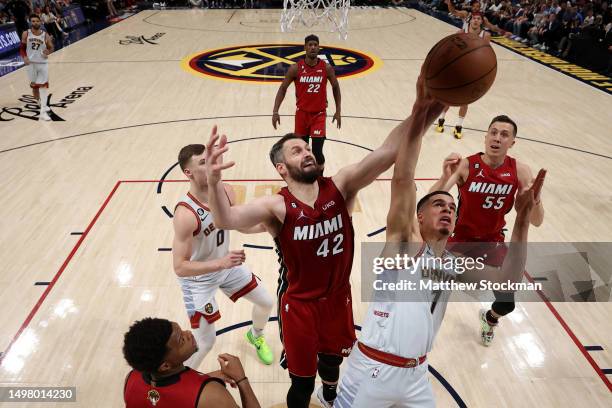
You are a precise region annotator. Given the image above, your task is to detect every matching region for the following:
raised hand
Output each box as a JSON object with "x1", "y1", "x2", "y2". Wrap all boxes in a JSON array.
[
  {"x1": 205, "y1": 125, "x2": 235, "y2": 186},
  {"x1": 442, "y1": 152, "x2": 462, "y2": 178},
  {"x1": 516, "y1": 169, "x2": 546, "y2": 214}
]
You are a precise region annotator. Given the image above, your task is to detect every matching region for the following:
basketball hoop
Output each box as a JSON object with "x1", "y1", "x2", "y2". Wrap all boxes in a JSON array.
[{"x1": 280, "y1": 0, "x2": 351, "y2": 40}]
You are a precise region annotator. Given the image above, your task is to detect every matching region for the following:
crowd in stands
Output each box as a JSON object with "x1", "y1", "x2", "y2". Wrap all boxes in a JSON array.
[{"x1": 422, "y1": 0, "x2": 612, "y2": 74}]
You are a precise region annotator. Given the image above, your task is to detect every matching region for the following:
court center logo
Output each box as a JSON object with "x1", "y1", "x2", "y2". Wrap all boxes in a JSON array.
[{"x1": 181, "y1": 44, "x2": 381, "y2": 83}]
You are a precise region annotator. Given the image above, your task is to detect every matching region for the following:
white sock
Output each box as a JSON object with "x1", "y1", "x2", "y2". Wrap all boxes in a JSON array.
[
  {"x1": 39, "y1": 87, "x2": 49, "y2": 111},
  {"x1": 250, "y1": 327, "x2": 264, "y2": 338},
  {"x1": 456, "y1": 116, "x2": 464, "y2": 127},
  {"x1": 243, "y1": 283, "x2": 274, "y2": 336},
  {"x1": 185, "y1": 316, "x2": 216, "y2": 370}
]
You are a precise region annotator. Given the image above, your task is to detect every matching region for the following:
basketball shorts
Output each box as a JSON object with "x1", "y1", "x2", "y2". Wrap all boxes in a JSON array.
[
  {"x1": 448, "y1": 235, "x2": 508, "y2": 267},
  {"x1": 27, "y1": 63, "x2": 49, "y2": 86},
  {"x1": 295, "y1": 109, "x2": 326, "y2": 138},
  {"x1": 279, "y1": 290, "x2": 356, "y2": 377},
  {"x1": 335, "y1": 346, "x2": 434, "y2": 408},
  {"x1": 179, "y1": 264, "x2": 259, "y2": 328}
]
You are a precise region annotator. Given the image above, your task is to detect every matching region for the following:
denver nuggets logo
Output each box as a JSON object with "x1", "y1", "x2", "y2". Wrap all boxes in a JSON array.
[
  {"x1": 181, "y1": 44, "x2": 380, "y2": 83},
  {"x1": 204, "y1": 303, "x2": 214, "y2": 314}
]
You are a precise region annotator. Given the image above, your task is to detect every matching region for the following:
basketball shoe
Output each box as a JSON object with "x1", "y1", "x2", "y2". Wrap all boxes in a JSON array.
[
  {"x1": 435, "y1": 118, "x2": 445, "y2": 133},
  {"x1": 453, "y1": 125, "x2": 463, "y2": 139},
  {"x1": 245, "y1": 330, "x2": 273, "y2": 365},
  {"x1": 479, "y1": 309, "x2": 496, "y2": 346}
]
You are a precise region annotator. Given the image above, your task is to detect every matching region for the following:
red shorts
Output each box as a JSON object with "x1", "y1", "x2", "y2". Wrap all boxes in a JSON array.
[
  {"x1": 448, "y1": 235, "x2": 508, "y2": 267},
  {"x1": 279, "y1": 291, "x2": 356, "y2": 377},
  {"x1": 295, "y1": 109, "x2": 326, "y2": 138}
]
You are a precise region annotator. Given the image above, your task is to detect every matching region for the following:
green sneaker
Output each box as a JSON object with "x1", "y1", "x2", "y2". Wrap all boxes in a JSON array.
[{"x1": 246, "y1": 330, "x2": 274, "y2": 365}]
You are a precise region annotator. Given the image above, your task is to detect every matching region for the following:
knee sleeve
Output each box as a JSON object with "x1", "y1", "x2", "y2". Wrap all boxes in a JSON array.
[
  {"x1": 318, "y1": 353, "x2": 342, "y2": 382},
  {"x1": 185, "y1": 318, "x2": 216, "y2": 369},
  {"x1": 287, "y1": 375, "x2": 315, "y2": 408},
  {"x1": 491, "y1": 291, "x2": 516, "y2": 316}
]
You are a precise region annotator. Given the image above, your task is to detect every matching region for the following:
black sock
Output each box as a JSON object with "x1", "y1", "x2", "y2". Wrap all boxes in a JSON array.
[
  {"x1": 455, "y1": 125, "x2": 462, "y2": 132},
  {"x1": 322, "y1": 383, "x2": 337, "y2": 402},
  {"x1": 438, "y1": 118, "x2": 445, "y2": 126},
  {"x1": 486, "y1": 310, "x2": 499, "y2": 325}
]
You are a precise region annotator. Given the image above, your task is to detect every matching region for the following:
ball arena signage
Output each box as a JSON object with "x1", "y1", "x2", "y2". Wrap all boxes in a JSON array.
[
  {"x1": 0, "y1": 86, "x2": 93, "y2": 121},
  {"x1": 181, "y1": 44, "x2": 381, "y2": 83}
]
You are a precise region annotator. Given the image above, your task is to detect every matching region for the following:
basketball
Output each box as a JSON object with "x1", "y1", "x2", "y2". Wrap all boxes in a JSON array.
[{"x1": 423, "y1": 32, "x2": 497, "y2": 106}]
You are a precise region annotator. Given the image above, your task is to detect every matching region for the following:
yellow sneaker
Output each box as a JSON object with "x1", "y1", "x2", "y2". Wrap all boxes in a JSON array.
[{"x1": 453, "y1": 126, "x2": 463, "y2": 139}]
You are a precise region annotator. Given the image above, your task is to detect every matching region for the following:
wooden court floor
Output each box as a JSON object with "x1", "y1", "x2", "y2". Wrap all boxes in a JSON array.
[{"x1": 0, "y1": 7, "x2": 611, "y2": 407}]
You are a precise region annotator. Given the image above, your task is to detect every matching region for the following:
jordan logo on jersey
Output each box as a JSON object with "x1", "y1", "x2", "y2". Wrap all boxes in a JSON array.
[
  {"x1": 476, "y1": 169, "x2": 485, "y2": 178},
  {"x1": 293, "y1": 214, "x2": 343, "y2": 240},
  {"x1": 468, "y1": 182, "x2": 513, "y2": 195}
]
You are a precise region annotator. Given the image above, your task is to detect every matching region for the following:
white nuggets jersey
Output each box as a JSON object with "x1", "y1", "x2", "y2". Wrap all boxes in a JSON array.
[
  {"x1": 26, "y1": 30, "x2": 48, "y2": 64},
  {"x1": 175, "y1": 193, "x2": 229, "y2": 265},
  {"x1": 360, "y1": 244, "x2": 463, "y2": 358}
]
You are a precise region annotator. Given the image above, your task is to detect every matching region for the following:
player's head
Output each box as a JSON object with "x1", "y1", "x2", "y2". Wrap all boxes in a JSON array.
[
  {"x1": 269, "y1": 133, "x2": 321, "y2": 184},
  {"x1": 178, "y1": 144, "x2": 207, "y2": 186},
  {"x1": 470, "y1": 0, "x2": 481, "y2": 12},
  {"x1": 485, "y1": 115, "x2": 517, "y2": 158},
  {"x1": 470, "y1": 12, "x2": 483, "y2": 29},
  {"x1": 30, "y1": 14, "x2": 41, "y2": 29},
  {"x1": 304, "y1": 34, "x2": 320, "y2": 59},
  {"x1": 123, "y1": 318, "x2": 198, "y2": 375},
  {"x1": 416, "y1": 191, "x2": 456, "y2": 239}
]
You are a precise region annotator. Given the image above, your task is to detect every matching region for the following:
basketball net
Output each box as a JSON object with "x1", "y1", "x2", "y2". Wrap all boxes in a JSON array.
[{"x1": 280, "y1": 0, "x2": 351, "y2": 40}]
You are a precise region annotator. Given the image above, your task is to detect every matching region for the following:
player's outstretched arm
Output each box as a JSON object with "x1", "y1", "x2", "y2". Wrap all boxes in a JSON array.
[
  {"x1": 272, "y1": 64, "x2": 298, "y2": 129},
  {"x1": 333, "y1": 79, "x2": 445, "y2": 202},
  {"x1": 172, "y1": 206, "x2": 246, "y2": 277},
  {"x1": 205, "y1": 127, "x2": 279, "y2": 231},
  {"x1": 385, "y1": 76, "x2": 444, "y2": 243},
  {"x1": 428, "y1": 153, "x2": 467, "y2": 193},
  {"x1": 517, "y1": 161, "x2": 545, "y2": 227},
  {"x1": 445, "y1": 0, "x2": 468, "y2": 19},
  {"x1": 223, "y1": 184, "x2": 267, "y2": 234},
  {"x1": 460, "y1": 169, "x2": 546, "y2": 284}
]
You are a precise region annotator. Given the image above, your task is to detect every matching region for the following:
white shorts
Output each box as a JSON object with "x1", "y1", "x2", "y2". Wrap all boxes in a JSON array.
[
  {"x1": 179, "y1": 264, "x2": 258, "y2": 328},
  {"x1": 27, "y1": 63, "x2": 49, "y2": 86},
  {"x1": 335, "y1": 346, "x2": 435, "y2": 408}
]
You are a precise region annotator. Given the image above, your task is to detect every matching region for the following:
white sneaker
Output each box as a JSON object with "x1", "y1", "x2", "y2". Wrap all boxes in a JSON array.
[
  {"x1": 316, "y1": 386, "x2": 333, "y2": 407},
  {"x1": 39, "y1": 112, "x2": 51, "y2": 121},
  {"x1": 479, "y1": 309, "x2": 495, "y2": 346}
]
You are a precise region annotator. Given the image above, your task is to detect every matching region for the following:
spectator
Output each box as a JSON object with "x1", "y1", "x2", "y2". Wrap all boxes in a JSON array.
[{"x1": 5, "y1": 0, "x2": 30, "y2": 37}]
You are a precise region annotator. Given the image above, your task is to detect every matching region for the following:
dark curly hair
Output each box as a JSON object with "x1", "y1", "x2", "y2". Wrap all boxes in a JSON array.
[{"x1": 123, "y1": 318, "x2": 173, "y2": 373}]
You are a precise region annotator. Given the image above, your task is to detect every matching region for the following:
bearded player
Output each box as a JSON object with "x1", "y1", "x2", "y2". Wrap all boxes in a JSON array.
[{"x1": 205, "y1": 87, "x2": 443, "y2": 406}]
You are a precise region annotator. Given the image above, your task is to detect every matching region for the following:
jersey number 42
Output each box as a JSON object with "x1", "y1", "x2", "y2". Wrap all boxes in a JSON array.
[{"x1": 316, "y1": 233, "x2": 344, "y2": 257}]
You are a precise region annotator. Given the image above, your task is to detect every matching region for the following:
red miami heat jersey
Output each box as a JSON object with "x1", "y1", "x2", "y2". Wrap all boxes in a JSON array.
[
  {"x1": 124, "y1": 368, "x2": 223, "y2": 408},
  {"x1": 453, "y1": 153, "x2": 519, "y2": 242},
  {"x1": 275, "y1": 177, "x2": 355, "y2": 300},
  {"x1": 295, "y1": 58, "x2": 328, "y2": 113}
]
